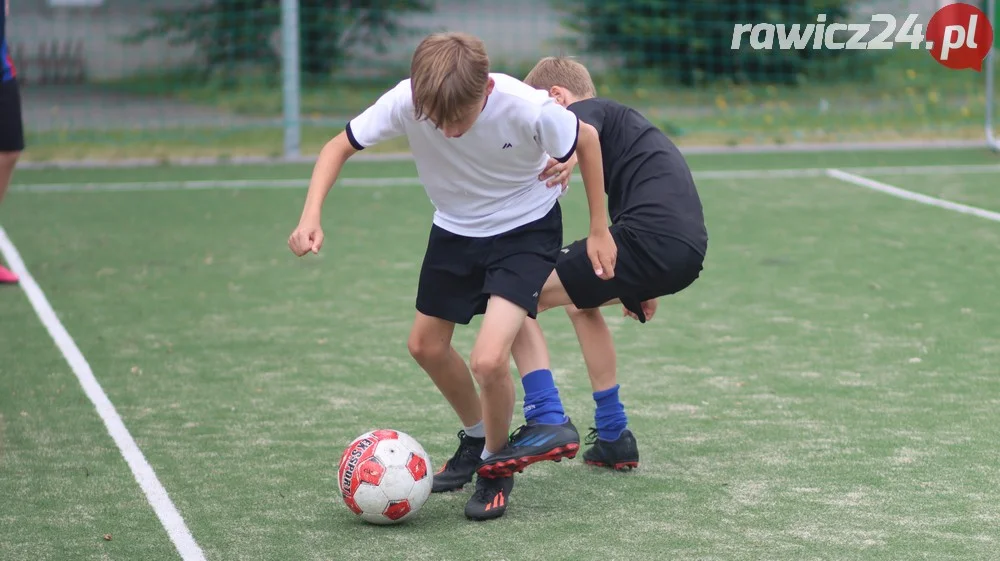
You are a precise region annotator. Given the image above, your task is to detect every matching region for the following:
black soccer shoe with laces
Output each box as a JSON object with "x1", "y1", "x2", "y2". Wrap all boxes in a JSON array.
[
  {"x1": 583, "y1": 428, "x2": 640, "y2": 470},
  {"x1": 464, "y1": 473, "x2": 515, "y2": 521},
  {"x1": 477, "y1": 418, "x2": 580, "y2": 478},
  {"x1": 431, "y1": 430, "x2": 486, "y2": 493}
]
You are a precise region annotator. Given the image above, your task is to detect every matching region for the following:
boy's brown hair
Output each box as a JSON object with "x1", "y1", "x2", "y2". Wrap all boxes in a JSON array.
[
  {"x1": 410, "y1": 32, "x2": 490, "y2": 126},
  {"x1": 524, "y1": 56, "x2": 597, "y2": 98}
]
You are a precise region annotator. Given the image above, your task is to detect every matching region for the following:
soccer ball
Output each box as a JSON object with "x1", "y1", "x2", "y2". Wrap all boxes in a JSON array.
[{"x1": 337, "y1": 429, "x2": 433, "y2": 524}]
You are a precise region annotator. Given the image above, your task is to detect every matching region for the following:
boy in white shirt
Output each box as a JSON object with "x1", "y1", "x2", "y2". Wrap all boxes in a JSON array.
[{"x1": 288, "y1": 32, "x2": 615, "y2": 521}]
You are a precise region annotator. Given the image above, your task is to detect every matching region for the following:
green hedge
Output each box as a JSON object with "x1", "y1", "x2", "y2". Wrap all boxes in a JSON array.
[
  {"x1": 554, "y1": 0, "x2": 872, "y2": 86},
  {"x1": 125, "y1": 0, "x2": 433, "y2": 85}
]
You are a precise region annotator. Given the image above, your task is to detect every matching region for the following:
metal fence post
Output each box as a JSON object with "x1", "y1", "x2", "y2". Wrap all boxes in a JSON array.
[
  {"x1": 987, "y1": 0, "x2": 998, "y2": 151},
  {"x1": 281, "y1": 0, "x2": 302, "y2": 159}
]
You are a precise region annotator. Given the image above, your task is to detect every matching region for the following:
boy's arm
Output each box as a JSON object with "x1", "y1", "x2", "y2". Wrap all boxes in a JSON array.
[
  {"x1": 574, "y1": 121, "x2": 616, "y2": 279},
  {"x1": 288, "y1": 132, "x2": 358, "y2": 256},
  {"x1": 539, "y1": 103, "x2": 605, "y2": 191},
  {"x1": 288, "y1": 80, "x2": 410, "y2": 257},
  {"x1": 534, "y1": 100, "x2": 616, "y2": 279}
]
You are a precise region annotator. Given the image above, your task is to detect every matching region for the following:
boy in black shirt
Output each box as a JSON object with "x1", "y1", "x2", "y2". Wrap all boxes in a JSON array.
[{"x1": 506, "y1": 57, "x2": 708, "y2": 470}]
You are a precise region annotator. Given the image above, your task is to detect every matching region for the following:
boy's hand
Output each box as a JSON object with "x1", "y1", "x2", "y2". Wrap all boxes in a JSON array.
[
  {"x1": 539, "y1": 153, "x2": 577, "y2": 193},
  {"x1": 586, "y1": 228, "x2": 617, "y2": 279},
  {"x1": 288, "y1": 220, "x2": 325, "y2": 256},
  {"x1": 624, "y1": 299, "x2": 658, "y2": 321}
]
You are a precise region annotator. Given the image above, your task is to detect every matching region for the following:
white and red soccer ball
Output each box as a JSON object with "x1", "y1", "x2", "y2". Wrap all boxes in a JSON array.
[{"x1": 337, "y1": 429, "x2": 433, "y2": 524}]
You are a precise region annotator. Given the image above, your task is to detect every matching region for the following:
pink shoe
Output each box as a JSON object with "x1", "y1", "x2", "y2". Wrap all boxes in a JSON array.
[{"x1": 0, "y1": 264, "x2": 18, "y2": 284}]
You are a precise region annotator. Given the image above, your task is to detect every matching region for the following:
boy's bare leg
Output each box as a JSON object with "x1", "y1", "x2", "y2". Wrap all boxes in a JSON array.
[
  {"x1": 468, "y1": 296, "x2": 527, "y2": 456},
  {"x1": 410, "y1": 312, "x2": 493, "y2": 494},
  {"x1": 407, "y1": 312, "x2": 481, "y2": 427},
  {"x1": 479, "y1": 302, "x2": 580, "y2": 478},
  {"x1": 509, "y1": 320, "x2": 549, "y2": 431},
  {"x1": 563, "y1": 305, "x2": 639, "y2": 470},
  {"x1": 0, "y1": 151, "x2": 19, "y2": 205},
  {"x1": 0, "y1": 151, "x2": 21, "y2": 284},
  {"x1": 461, "y1": 296, "x2": 533, "y2": 521},
  {"x1": 534, "y1": 271, "x2": 640, "y2": 470},
  {"x1": 511, "y1": 318, "x2": 550, "y2": 376},
  {"x1": 455, "y1": 294, "x2": 538, "y2": 522},
  {"x1": 510, "y1": 319, "x2": 573, "y2": 426},
  {"x1": 565, "y1": 306, "x2": 618, "y2": 392}
]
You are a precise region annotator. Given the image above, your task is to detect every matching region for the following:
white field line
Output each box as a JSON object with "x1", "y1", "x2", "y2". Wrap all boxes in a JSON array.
[
  {"x1": 11, "y1": 177, "x2": 418, "y2": 193},
  {"x1": 11, "y1": 138, "x2": 990, "y2": 171},
  {"x1": 9, "y1": 163, "x2": 1000, "y2": 194},
  {"x1": 826, "y1": 168, "x2": 1000, "y2": 223},
  {"x1": 0, "y1": 228, "x2": 207, "y2": 561}
]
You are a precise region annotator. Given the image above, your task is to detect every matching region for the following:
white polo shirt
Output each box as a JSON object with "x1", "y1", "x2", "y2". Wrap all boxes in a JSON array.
[{"x1": 346, "y1": 73, "x2": 580, "y2": 237}]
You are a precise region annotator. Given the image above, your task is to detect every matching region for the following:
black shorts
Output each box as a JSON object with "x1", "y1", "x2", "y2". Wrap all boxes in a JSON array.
[
  {"x1": 416, "y1": 203, "x2": 563, "y2": 324},
  {"x1": 556, "y1": 223, "x2": 704, "y2": 323},
  {"x1": 0, "y1": 78, "x2": 24, "y2": 152}
]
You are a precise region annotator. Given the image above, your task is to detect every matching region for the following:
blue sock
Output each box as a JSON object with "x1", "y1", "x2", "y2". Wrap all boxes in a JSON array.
[
  {"x1": 521, "y1": 369, "x2": 568, "y2": 425},
  {"x1": 594, "y1": 385, "x2": 628, "y2": 441}
]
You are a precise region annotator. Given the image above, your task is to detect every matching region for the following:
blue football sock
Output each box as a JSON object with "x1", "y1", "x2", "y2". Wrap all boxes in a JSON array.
[
  {"x1": 593, "y1": 384, "x2": 628, "y2": 441},
  {"x1": 521, "y1": 369, "x2": 568, "y2": 425}
]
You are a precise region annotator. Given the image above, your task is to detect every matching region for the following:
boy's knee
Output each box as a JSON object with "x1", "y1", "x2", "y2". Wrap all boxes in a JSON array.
[
  {"x1": 469, "y1": 348, "x2": 508, "y2": 386},
  {"x1": 407, "y1": 331, "x2": 449, "y2": 364},
  {"x1": 0, "y1": 151, "x2": 21, "y2": 170},
  {"x1": 565, "y1": 305, "x2": 600, "y2": 320}
]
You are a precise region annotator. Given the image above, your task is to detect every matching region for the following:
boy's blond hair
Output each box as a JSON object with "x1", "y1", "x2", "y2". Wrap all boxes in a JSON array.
[
  {"x1": 524, "y1": 56, "x2": 597, "y2": 98},
  {"x1": 410, "y1": 32, "x2": 490, "y2": 126}
]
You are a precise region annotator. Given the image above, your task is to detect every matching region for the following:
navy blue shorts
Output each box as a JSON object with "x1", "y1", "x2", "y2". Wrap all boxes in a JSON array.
[
  {"x1": 556, "y1": 223, "x2": 704, "y2": 323},
  {"x1": 416, "y1": 203, "x2": 563, "y2": 324},
  {"x1": 0, "y1": 78, "x2": 24, "y2": 152}
]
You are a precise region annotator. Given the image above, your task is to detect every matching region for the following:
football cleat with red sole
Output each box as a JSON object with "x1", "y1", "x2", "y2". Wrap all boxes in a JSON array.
[
  {"x1": 477, "y1": 418, "x2": 580, "y2": 478},
  {"x1": 583, "y1": 428, "x2": 639, "y2": 471}
]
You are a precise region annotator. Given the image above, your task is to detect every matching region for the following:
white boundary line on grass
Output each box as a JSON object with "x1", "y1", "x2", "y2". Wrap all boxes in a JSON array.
[
  {"x1": 11, "y1": 177, "x2": 416, "y2": 193},
  {"x1": 10, "y1": 163, "x2": 1000, "y2": 194},
  {"x1": 0, "y1": 227, "x2": 206, "y2": 561},
  {"x1": 826, "y1": 169, "x2": 1000, "y2": 223},
  {"x1": 11, "y1": 139, "x2": 990, "y2": 170}
]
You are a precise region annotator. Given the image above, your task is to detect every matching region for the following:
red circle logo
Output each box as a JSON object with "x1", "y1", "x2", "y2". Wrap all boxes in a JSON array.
[{"x1": 926, "y1": 2, "x2": 994, "y2": 71}]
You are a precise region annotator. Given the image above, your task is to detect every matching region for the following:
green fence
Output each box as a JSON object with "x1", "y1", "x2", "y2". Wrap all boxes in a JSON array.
[{"x1": 7, "y1": 0, "x2": 998, "y2": 161}]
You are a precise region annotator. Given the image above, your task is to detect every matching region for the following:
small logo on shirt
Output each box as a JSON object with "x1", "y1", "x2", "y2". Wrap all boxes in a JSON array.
[
  {"x1": 502, "y1": 142, "x2": 513, "y2": 149},
  {"x1": 560, "y1": 248, "x2": 570, "y2": 254}
]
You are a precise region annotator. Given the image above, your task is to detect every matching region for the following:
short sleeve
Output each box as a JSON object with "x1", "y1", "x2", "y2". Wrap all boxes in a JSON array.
[
  {"x1": 345, "y1": 80, "x2": 412, "y2": 150},
  {"x1": 568, "y1": 100, "x2": 606, "y2": 136},
  {"x1": 535, "y1": 99, "x2": 580, "y2": 163}
]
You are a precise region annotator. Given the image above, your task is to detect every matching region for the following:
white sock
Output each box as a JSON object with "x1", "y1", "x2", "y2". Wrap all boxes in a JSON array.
[
  {"x1": 480, "y1": 448, "x2": 495, "y2": 461},
  {"x1": 463, "y1": 420, "x2": 485, "y2": 439}
]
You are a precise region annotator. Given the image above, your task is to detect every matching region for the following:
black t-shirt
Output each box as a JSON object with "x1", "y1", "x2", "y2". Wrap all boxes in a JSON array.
[{"x1": 568, "y1": 97, "x2": 707, "y2": 255}]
